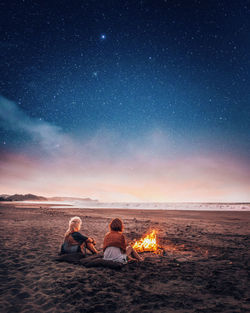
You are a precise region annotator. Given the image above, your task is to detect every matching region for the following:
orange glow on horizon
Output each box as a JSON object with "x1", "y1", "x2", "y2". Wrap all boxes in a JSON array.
[{"x1": 0, "y1": 150, "x2": 249, "y2": 202}]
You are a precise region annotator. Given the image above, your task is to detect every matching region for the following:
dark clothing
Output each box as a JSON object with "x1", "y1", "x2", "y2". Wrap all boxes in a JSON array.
[
  {"x1": 61, "y1": 232, "x2": 88, "y2": 254},
  {"x1": 71, "y1": 232, "x2": 88, "y2": 244}
]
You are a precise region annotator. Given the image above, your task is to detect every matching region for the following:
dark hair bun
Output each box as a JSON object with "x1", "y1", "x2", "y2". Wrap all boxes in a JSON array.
[{"x1": 110, "y1": 218, "x2": 123, "y2": 231}]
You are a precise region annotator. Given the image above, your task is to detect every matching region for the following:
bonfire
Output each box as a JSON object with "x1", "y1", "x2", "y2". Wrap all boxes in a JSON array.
[{"x1": 132, "y1": 229, "x2": 163, "y2": 254}]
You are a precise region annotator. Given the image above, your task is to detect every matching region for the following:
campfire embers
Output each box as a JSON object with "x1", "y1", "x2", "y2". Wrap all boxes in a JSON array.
[{"x1": 132, "y1": 229, "x2": 164, "y2": 254}]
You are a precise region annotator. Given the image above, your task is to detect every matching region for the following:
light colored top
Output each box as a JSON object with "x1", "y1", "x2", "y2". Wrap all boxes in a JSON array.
[{"x1": 103, "y1": 246, "x2": 127, "y2": 264}]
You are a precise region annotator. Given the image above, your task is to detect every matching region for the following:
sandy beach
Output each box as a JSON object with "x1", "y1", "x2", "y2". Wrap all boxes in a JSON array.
[{"x1": 0, "y1": 203, "x2": 249, "y2": 313}]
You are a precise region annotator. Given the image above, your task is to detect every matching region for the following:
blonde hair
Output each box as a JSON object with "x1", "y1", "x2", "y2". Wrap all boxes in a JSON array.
[{"x1": 64, "y1": 216, "x2": 82, "y2": 237}]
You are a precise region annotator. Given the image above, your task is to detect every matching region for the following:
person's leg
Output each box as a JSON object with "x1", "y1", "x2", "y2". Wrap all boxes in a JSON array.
[
  {"x1": 80, "y1": 243, "x2": 87, "y2": 256},
  {"x1": 86, "y1": 242, "x2": 98, "y2": 254},
  {"x1": 126, "y1": 245, "x2": 144, "y2": 261}
]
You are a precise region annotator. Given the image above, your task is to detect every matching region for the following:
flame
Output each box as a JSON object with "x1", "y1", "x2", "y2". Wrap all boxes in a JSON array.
[{"x1": 132, "y1": 229, "x2": 158, "y2": 252}]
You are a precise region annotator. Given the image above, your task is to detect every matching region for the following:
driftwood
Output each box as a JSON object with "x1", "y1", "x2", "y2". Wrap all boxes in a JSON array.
[
  {"x1": 79, "y1": 257, "x2": 124, "y2": 269},
  {"x1": 55, "y1": 252, "x2": 124, "y2": 269},
  {"x1": 55, "y1": 252, "x2": 85, "y2": 264}
]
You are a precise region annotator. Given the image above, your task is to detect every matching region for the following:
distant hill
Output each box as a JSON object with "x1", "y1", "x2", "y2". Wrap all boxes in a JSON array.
[
  {"x1": 0, "y1": 194, "x2": 97, "y2": 202},
  {"x1": 0, "y1": 194, "x2": 47, "y2": 201},
  {"x1": 48, "y1": 196, "x2": 97, "y2": 202}
]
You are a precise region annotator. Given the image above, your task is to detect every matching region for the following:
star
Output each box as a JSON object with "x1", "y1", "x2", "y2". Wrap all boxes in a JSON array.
[{"x1": 100, "y1": 34, "x2": 106, "y2": 40}]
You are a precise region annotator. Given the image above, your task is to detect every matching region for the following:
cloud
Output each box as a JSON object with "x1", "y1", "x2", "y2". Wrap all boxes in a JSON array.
[
  {"x1": 0, "y1": 95, "x2": 250, "y2": 202},
  {"x1": 0, "y1": 95, "x2": 69, "y2": 151}
]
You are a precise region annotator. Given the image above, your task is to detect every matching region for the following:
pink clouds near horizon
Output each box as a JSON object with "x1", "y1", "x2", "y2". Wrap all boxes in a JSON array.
[
  {"x1": 0, "y1": 96, "x2": 249, "y2": 202},
  {"x1": 0, "y1": 148, "x2": 249, "y2": 202}
]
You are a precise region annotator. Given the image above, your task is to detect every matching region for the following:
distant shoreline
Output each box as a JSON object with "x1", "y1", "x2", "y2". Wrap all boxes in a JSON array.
[{"x1": 1, "y1": 201, "x2": 249, "y2": 211}]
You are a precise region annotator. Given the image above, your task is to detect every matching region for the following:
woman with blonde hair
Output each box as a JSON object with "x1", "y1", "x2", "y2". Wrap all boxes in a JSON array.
[
  {"x1": 103, "y1": 218, "x2": 143, "y2": 263},
  {"x1": 60, "y1": 216, "x2": 98, "y2": 255}
]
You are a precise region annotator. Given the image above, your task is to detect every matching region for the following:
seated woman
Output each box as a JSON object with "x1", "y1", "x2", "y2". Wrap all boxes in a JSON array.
[
  {"x1": 103, "y1": 218, "x2": 143, "y2": 263},
  {"x1": 61, "y1": 216, "x2": 98, "y2": 255}
]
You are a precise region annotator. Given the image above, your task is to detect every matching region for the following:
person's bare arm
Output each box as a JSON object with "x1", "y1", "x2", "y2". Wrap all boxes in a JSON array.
[{"x1": 86, "y1": 237, "x2": 96, "y2": 245}]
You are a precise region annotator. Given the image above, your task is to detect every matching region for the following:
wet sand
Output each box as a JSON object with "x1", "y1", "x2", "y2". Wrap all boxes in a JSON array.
[{"x1": 0, "y1": 203, "x2": 249, "y2": 313}]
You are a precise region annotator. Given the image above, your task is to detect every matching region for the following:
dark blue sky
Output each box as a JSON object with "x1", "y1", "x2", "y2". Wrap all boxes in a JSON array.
[
  {"x1": 0, "y1": 0, "x2": 249, "y2": 201},
  {"x1": 1, "y1": 0, "x2": 250, "y2": 139}
]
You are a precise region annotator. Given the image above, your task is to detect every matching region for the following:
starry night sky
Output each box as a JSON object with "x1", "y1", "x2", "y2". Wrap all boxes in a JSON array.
[{"x1": 0, "y1": 1, "x2": 249, "y2": 201}]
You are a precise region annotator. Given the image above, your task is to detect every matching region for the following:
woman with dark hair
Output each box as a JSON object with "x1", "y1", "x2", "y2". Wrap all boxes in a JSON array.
[{"x1": 103, "y1": 218, "x2": 143, "y2": 263}]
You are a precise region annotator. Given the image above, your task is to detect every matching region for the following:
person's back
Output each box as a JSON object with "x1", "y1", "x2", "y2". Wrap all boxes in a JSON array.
[
  {"x1": 103, "y1": 218, "x2": 127, "y2": 263},
  {"x1": 103, "y1": 218, "x2": 143, "y2": 263},
  {"x1": 103, "y1": 230, "x2": 126, "y2": 252},
  {"x1": 60, "y1": 216, "x2": 98, "y2": 255}
]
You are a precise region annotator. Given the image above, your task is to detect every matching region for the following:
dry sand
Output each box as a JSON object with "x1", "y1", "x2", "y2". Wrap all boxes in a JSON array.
[{"x1": 0, "y1": 203, "x2": 249, "y2": 313}]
